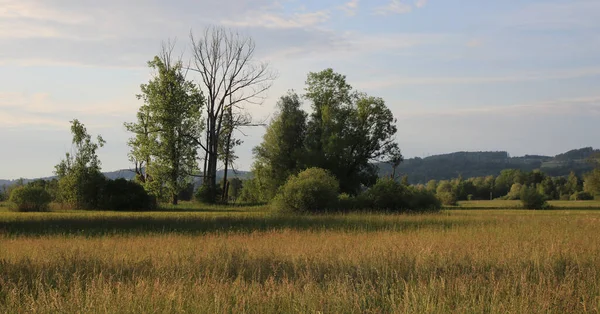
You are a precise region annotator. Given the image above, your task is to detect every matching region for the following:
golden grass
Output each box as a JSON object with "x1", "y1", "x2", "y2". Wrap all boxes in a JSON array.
[{"x1": 1, "y1": 208, "x2": 600, "y2": 313}]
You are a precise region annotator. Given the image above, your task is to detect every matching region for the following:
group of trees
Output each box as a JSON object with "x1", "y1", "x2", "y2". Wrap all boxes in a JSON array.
[
  {"x1": 423, "y1": 167, "x2": 600, "y2": 206},
  {"x1": 7, "y1": 120, "x2": 156, "y2": 212},
  {"x1": 242, "y1": 69, "x2": 402, "y2": 204},
  {"x1": 125, "y1": 28, "x2": 275, "y2": 205}
]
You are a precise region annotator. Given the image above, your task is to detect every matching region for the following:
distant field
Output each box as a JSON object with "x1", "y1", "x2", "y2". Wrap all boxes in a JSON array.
[
  {"x1": 1, "y1": 203, "x2": 600, "y2": 313},
  {"x1": 459, "y1": 199, "x2": 600, "y2": 209}
]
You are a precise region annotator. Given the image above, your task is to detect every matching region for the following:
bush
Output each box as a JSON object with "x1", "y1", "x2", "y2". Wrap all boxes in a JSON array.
[
  {"x1": 273, "y1": 168, "x2": 339, "y2": 213},
  {"x1": 407, "y1": 186, "x2": 442, "y2": 212},
  {"x1": 101, "y1": 179, "x2": 156, "y2": 211},
  {"x1": 570, "y1": 191, "x2": 594, "y2": 201},
  {"x1": 9, "y1": 186, "x2": 52, "y2": 212},
  {"x1": 520, "y1": 185, "x2": 548, "y2": 210},
  {"x1": 346, "y1": 179, "x2": 441, "y2": 213},
  {"x1": 437, "y1": 191, "x2": 458, "y2": 206},
  {"x1": 195, "y1": 184, "x2": 223, "y2": 204},
  {"x1": 363, "y1": 178, "x2": 409, "y2": 211}
]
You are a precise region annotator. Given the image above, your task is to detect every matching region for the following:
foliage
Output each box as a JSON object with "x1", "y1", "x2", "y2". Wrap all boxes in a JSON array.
[
  {"x1": 9, "y1": 186, "x2": 52, "y2": 212},
  {"x1": 505, "y1": 183, "x2": 523, "y2": 200},
  {"x1": 362, "y1": 178, "x2": 440, "y2": 212},
  {"x1": 101, "y1": 179, "x2": 156, "y2": 211},
  {"x1": 272, "y1": 168, "x2": 339, "y2": 213},
  {"x1": 251, "y1": 92, "x2": 308, "y2": 201},
  {"x1": 125, "y1": 49, "x2": 204, "y2": 205},
  {"x1": 570, "y1": 191, "x2": 594, "y2": 201},
  {"x1": 436, "y1": 181, "x2": 457, "y2": 206},
  {"x1": 520, "y1": 185, "x2": 548, "y2": 210},
  {"x1": 195, "y1": 184, "x2": 222, "y2": 204},
  {"x1": 304, "y1": 69, "x2": 400, "y2": 194},
  {"x1": 584, "y1": 169, "x2": 600, "y2": 197},
  {"x1": 55, "y1": 119, "x2": 106, "y2": 210}
]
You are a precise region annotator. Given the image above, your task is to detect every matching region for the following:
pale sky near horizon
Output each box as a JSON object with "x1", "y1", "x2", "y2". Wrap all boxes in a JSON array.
[{"x1": 1, "y1": 0, "x2": 600, "y2": 179}]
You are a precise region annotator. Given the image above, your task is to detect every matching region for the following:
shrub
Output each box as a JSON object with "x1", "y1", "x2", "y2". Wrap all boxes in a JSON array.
[
  {"x1": 9, "y1": 186, "x2": 52, "y2": 212},
  {"x1": 570, "y1": 191, "x2": 594, "y2": 201},
  {"x1": 437, "y1": 192, "x2": 458, "y2": 206},
  {"x1": 505, "y1": 183, "x2": 523, "y2": 200},
  {"x1": 520, "y1": 185, "x2": 548, "y2": 210},
  {"x1": 407, "y1": 186, "x2": 442, "y2": 212},
  {"x1": 273, "y1": 168, "x2": 339, "y2": 213},
  {"x1": 101, "y1": 179, "x2": 156, "y2": 211},
  {"x1": 363, "y1": 178, "x2": 409, "y2": 211},
  {"x1": 195, "y1": 184, "x2": 223, "y2": 204}
]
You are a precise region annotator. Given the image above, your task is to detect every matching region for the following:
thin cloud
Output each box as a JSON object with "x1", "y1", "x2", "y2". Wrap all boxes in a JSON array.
[
  {"x1": 358, "y1": 67, "x2": 600, "y2": 89},
  {"x1": 339, "y1": 0, "x2": 360, "y2": 17},
  {"x1": 415, "y1": 0, "x2": 428, "y2": 8},
  {"x1": 398, "y1": 96, "x2": 600, "y2": 119},
  {"x1": 373, "y1": 0, "x2": 412, "y2": 16},
  {"x1": 221, "y1": 10, "x2": 330, "y2": 29}
]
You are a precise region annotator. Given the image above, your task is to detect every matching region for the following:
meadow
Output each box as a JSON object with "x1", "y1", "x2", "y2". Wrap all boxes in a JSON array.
[{"x1": 1, "y1": 201, "x2": 600, "y2": 313}]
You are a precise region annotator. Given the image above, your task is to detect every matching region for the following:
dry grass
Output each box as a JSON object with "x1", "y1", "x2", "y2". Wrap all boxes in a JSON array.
[{"x1": 1, "y1": 206, "x2": 600, "y2": 313}]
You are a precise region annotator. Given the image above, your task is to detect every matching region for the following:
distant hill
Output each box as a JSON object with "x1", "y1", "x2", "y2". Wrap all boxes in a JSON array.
[
  {"x1": 1, "y1": 169, "x2": 251, "y2": 188},
  {"x1": 378, "y1": 147, "x2": 599, "y2": 184},
  {"x1": 2, "y1": 147, "x2": 598, "y2": 187}
]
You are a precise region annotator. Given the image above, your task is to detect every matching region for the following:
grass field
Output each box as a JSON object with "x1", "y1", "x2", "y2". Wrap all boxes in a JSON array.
[{"x1": 1, "y1": 201, "x2": 600, "y2": 313}]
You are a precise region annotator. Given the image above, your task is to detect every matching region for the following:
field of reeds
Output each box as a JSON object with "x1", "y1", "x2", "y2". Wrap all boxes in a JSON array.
[{"x1": 1, "y1": 201, "x2": 600, "y2": 313}]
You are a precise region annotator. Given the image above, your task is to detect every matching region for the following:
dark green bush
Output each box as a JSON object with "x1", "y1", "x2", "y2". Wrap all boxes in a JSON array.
[
  {"x1": 406, "y1": 186, "x2": 442, "y2": 211},
  {"x1": 359, "y1": 179, "x2": 441, "y2": 212},
  {"x1": 101, "y1": 179, "x2": 156, "y2": 211},
  {"x1": 273, "y1": 168, "x2": 339, "y2": 213},
  {"x1": 570, "y1": 191, "x2": 594, "y2": 201},
  {"x1": 363, "y1": 178, "x2": 410, "y2": 211},
  {"x1": 195, "y1": 184, "x2": 223, "y2": 204},
  {"x1": 9, "y1": 186, "x2": 52, "y2": 212},
  {"x1": 520, "y1": 185, "x2": 548, "y2": 210}
]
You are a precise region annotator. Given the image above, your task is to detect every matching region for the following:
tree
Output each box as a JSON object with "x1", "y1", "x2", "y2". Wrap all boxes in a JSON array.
[
  {"x1": 566, "y1": 171, "x2": 583, "y2": 195},
  {"x1": 190, "y1": 26, "x2": 276, "y2": 203},
  {"x1": 125, "y1": 44, "x2": 204, "y2": 205},
  {"x1": 304, "y1": 69, "x2": 400, "y2": 194},
  {"x1": 251, "y1": 92, "x2": 308, "y2": 201},
  {"x1": 55, "y1": 119, "x2": 106, "y2": 209},
  {"x1": 584, "y1": 169, "x2": 600, "y2": 197}
]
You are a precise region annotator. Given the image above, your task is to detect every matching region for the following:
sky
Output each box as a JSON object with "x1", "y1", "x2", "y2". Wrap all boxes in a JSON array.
[{"x1": 1, "y1": 0, "x2": 600, "y2": 179}]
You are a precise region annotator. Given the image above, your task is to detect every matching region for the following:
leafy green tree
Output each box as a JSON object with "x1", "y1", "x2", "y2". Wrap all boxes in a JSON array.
[
  {"x1": 126, "y1": 46, "x2": 204, "y2": 205},
  {"x1": 251, "y1": 92, "x2": 308, "y2": 201},
  {"x1": 537, "y1": 177, "x2": 557, "y2": 200},
  {"x1": 566, "y1": 171, "x2": 583, "y2": 194},
  {"x1": 584, "y1": 169, "x2": 600, "y2": 197},
  {"x1": 520, "y1": 185, "x2": 548, "y2": 210},
  {"x1": 506, "y1": 183, "x2": 523, "y2": 200},
  {"x1": 304, "y1": 69, "x2": 399, "y2": 194},
  {"x1": 55, "y1": 119, "x2": 106, "y2": 209},
  {"x1": 426, "y1": 180, "x2": 438, "y2": 194}
]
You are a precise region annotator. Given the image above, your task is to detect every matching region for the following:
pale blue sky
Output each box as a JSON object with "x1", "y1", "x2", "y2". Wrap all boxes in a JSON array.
[{"x1": 1, "y1": 0, "x2": 599, "y2": 179}]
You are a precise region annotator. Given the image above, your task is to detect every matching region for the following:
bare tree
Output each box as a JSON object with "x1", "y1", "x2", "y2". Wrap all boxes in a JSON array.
[{"x1": 189, "y1": 26, "x2": 276, "y2": 202}]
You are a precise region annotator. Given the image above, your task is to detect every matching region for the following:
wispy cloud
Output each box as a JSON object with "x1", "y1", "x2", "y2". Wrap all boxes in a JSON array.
[
  {"x1": 373, "y1": 0, "x2": 412, "y2": 16},
  {"x1": 358, "y1": 67, "x2": 600, "y2": 89},
  {"x1": 415, "y1": 0, "x2": 428, "y2": 8},
  {"x1": 398, "y1": 96, "x2": 600, "y2": 119},
  {"x1": 339, "y1": 0, "x2": 360, "y2": 17},
  {"x1": 221, "y1": 10, "x2": 330, "y2": 29}
]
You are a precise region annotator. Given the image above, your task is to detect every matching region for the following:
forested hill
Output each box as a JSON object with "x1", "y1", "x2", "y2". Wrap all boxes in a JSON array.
[
  {"x1": 378, "y1": 147, "x2": 599, "y2": 184},
  {"x1": 0, "y1": 169, "x2": 251, "y2": 188}
]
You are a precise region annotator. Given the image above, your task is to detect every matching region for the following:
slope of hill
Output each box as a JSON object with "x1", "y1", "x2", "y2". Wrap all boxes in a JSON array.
[
  {"x1": 378, "y1": 147, "x2": 599, "y2": 184},
  {"x1": 1, "y1": 169, "x2": 251, "y2": 188},
  {"x1": 2, "y1": 148, "x2": 597, "y2": 187}
]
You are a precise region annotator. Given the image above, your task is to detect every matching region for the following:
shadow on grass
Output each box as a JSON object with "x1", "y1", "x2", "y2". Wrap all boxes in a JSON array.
[{"x1": 0, "y1": 213, "x2": 482, "y2": 237}]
